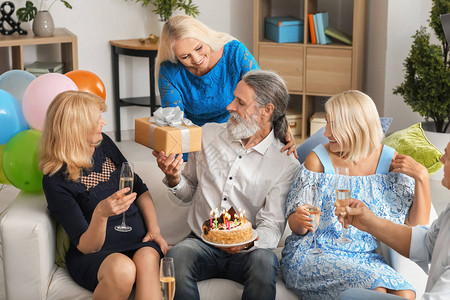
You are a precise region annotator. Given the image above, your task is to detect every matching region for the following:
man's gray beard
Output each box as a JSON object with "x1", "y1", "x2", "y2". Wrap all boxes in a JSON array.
[{"x1": 226, "y1": 112, "x2": 259, "y2": 140}]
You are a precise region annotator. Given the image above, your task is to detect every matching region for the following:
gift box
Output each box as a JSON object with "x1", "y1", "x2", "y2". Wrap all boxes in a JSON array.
[{"x1": 135, "y1": 116, "x2": 202, "y2": 154}]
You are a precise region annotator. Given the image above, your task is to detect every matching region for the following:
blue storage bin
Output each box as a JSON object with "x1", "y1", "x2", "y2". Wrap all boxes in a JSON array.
[{"x1": 265, "y1": 16, "x2": 304, "y2": 43}]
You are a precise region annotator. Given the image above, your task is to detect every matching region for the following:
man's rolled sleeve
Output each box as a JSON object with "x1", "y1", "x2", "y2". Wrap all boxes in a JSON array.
[{"x1": 410, "y1": 225, "x2": 431, "y2": 273}]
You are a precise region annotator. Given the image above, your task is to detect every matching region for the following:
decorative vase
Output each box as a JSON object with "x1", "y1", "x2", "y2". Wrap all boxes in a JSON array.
[
  {"x1": 156, "y1": 19, "x2": 165, "y2": 35},
  {"x1": 422, "y1": 121, "x2": 450, "y2": 181},
  {"x1": 32, "y1": 11, "x2": 54, "y2": 37}
]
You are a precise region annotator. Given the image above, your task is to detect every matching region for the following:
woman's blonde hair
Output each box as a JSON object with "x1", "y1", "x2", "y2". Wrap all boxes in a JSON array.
[
  {"x1": 39, "y1": 90, "x2": 107, "y2": 181},
  {"x1": 325, "y1": 90, "x2": 383, "y2": 162},
  {"x1": 155, "y1": 15, "x2": 236, "y2": 85}
]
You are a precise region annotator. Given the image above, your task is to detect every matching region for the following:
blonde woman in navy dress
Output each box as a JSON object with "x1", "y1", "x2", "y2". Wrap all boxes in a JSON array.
[
  {"x1": 281, "y1": 90, "x2": 431, "y2": 299},
  {"x1": 40, "y1": 91, "x2": 168, "y2": 299}
]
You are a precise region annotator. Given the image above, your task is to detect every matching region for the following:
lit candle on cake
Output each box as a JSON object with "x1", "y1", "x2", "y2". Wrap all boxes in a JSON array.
[
  {"x1": 210, "y1": 210, "x2": 213, "y2": 227},
  {"x1": 215, "y1": 208, "x2": 218, "y2": 223},
  {"x1": 222, "y1": 209, "x2": 226, "y2": 224},
  {"x1": 239, "y1": 208, "x2": 242, "y2": 223},
  {"x1": 243, "y1": 210, "x2": 246, "y2": 223},
  {"x1": 234, "y1": 214, "x2": 238, "y2": 225},
  {"x1": 227, "y1": 214, "x2": 231, "y2": 230}
]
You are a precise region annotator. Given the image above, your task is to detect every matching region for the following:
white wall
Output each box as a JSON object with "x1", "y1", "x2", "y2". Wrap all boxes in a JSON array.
[
  {"x1": 5, "y1": 0, "x2": 436, "y2": 136},
  {"x1": 7, "y1": 0, "x2": 253, "y2": 134},
  {"x1": 366, "y1": 0, "x2": 433, "y2": 133}
]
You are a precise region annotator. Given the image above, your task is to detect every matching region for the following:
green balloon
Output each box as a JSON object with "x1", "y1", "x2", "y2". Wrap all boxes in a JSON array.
[
  {"x1": 3, "y1": 130, "x2": 43, "y2": 193},
  {"x1": 0, "y1": 144, "x2": 10, "y2": 185}
]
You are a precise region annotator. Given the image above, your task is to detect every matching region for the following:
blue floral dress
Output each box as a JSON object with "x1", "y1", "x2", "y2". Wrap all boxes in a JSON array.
[{"x1": 281, "y1": 144, "x2": 416, "y2": 299}]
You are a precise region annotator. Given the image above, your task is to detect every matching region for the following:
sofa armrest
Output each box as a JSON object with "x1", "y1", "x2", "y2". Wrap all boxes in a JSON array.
[{"x1": 0, "y1": 192, "x2": 57, "y2": 300}]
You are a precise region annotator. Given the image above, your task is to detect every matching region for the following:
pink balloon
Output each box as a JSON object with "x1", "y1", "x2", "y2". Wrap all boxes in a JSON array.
[{"x1": 22, "y1": 73, "x2": 78, "y2": 131}]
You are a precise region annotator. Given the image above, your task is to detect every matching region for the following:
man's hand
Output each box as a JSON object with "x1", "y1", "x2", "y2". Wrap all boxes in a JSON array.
[
  {"x1": 218, "y1": 238, "x2": 258, "y2": 254},
  {"x1": 335, "y1": 198, "x2": 413, "y2": 258},
  {"x1": 335, "y1": 198, "x2": 377, "y2": 233},
  {"x1": 152, "y1": 150, "x2": 183, "y2": 187}
]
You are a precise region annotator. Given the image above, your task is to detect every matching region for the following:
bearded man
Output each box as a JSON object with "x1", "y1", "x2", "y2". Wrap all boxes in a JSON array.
[{"x1": 153, "y1": 70, "x2": 300, "y2": 300}]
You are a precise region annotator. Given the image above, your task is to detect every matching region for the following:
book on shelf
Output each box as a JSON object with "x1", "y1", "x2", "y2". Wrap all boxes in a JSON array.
[
  {"x1": 313, "y1": 13, "x2": 321, "y2": 44},
  {"x1": 315, "y1": 12, "x2": 332, "y2": 45},
  {"x1": 325, "y1": 27, "x2": 353, "y2": 45},
  {"x1": 25, "y1": 61, "x2": 65, "y2": 76},
  {"x1": 308, "y1": 13, "x2": 317, "y2": 44}
]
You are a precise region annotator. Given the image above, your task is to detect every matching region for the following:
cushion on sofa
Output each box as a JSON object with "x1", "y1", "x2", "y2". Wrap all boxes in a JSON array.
[
  {"x1": 382, "y1": 122, "x2": 443, "y2": 174},
  {"x1": 297, "y1": 117, "x2": 393, "y2": 164},
  {"x1": 55, "y1": 222, "x2": 70, "y2": 268}
]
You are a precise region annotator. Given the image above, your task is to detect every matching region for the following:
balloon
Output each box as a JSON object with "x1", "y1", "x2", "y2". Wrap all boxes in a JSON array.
[
  {"x1": 0, "y1": 89, "x2": 29, "y2": 144},
  {"x1": 0, "y1": 70, "x2": 36, "y2": 104},
  {"x1": 22, "y1": 73, "x2": 78, "y2": 131},
  {"x1": 0, "y1": 145, "x2": 10, "y2": 185},
  {"x1": 3, "y1": 130, "x2": 43, "y2": 193},
  {"x1": 65, "y1": 70, "x2": 106, "y2": 100}
]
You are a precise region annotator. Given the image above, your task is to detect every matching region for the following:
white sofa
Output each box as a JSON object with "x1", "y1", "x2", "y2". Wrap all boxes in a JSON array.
[{"x1": 1, "y1": 161, "x2": 437, "y2": 300}]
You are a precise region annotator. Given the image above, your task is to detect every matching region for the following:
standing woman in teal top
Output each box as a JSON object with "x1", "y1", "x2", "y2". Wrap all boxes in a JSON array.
[{"x1": 155, "y1": 15, "x2": 297, "y2": 156}]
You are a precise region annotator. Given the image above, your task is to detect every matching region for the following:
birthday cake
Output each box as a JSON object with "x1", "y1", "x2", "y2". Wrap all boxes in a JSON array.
[{"x1": 202, "y1": 207, "x2": 253, "y2": 245}]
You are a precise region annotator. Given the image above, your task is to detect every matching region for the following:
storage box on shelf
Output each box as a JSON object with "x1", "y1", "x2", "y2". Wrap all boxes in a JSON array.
[
  {"x1": 287, "y1": 109, "x2": 302, "y2": 137},
  {"x1": 253, "y1": 0, "x2": 366, "y2": 140},
  {"x1": 310, "y1": 111, "x2": 326, "y2": 136},
  {"x1": 265, "y1": 16, "x2": 304, "y2": 43}
]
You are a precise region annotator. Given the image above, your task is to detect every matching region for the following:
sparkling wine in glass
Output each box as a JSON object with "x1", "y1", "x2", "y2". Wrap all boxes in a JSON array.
[
  {"x1": 335, "y1": 166, "x2": 352, "y2": 244},
  {"x1": 160, "y1": 257, "x2": 175, "y2": 300},
  {"x1": 115, "y1": 162, "x2": 134, "y2": 232},
  {"x1": 307, "y1": 206, "x2": 323, "y2": 256}
]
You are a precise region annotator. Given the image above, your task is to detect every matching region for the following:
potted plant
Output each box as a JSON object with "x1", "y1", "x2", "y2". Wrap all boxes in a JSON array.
[
  {"x1": 16, "y1": 0, "x2": 72, "y2": 37},
  {"x1": 393, "y1": 0, "x2": 449, "y2": 133},
  {"x1": 127, "y1": 0, "x2": 199, "y2": 22}
]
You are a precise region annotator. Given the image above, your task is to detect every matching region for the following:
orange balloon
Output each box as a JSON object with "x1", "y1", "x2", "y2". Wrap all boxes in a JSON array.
[{"x1": 65, "y1": 70, "x2": 106, "y2": 100}]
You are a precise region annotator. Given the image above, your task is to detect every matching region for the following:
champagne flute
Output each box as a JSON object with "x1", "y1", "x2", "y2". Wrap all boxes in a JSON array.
[
  {"x1": 335, "y1": 166, "x2": 352, "y2": 244},
  {"x1": 307, "y1": 206, "x2": 323, "y2": 256},
  {"x1": 115, "y1": 162, "x2": 133, "y2": 232},
  {"x1": 160, "y1": 257, "x2": 175, "y2": 300}
]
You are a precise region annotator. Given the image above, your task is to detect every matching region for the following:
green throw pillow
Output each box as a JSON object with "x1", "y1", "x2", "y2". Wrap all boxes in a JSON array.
[
  {"x1": 383, "y1": 122, "x2": 443, "y2": 174},
  {"x1": 55, "y1": 222, "x2": 70, "y2": 268}
]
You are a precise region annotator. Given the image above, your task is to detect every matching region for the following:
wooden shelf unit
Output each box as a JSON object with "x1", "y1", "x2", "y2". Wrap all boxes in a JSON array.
[
  {"x1": 253, "y1": 0, "x2": 367, "y2": 140},
  {"x1": 0, "y1": 28, "x2": 78, "y2": 71}
]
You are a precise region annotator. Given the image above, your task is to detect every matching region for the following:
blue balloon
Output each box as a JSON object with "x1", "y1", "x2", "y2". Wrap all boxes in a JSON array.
[
  {"x1": 0, "y1": 89, "x2": 29, "y2": 144},
  {"x1": 0, "y1": 70, "x2": 36, "y2": 104}
]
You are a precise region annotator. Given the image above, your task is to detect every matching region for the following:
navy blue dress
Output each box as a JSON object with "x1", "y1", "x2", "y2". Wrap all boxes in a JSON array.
[{"x1": 42, "y1": 134, "x2": 163, "y2": 291}]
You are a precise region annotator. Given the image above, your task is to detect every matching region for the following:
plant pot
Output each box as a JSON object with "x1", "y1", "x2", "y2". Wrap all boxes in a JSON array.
[
  {"x1": 155, "y1": 19, "x2": 165, "y2": 35},
  {"x1": 32, "y1": 11, "x2": 54, "y2": 37},
  {"x1": 422, "y1": 121, "x2": 450, "y2": 181}
]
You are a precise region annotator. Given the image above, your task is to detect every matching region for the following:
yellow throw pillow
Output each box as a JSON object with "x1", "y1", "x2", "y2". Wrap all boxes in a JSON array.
[
  {"x1": 383, "y1": 122, "x2": 443, "y2": 174},
  {"x1": 55, "y1": 222, "x2": 70, "y2": 268}
]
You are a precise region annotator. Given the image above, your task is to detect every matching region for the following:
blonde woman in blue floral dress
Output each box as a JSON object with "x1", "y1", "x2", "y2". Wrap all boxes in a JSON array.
[{"x1": 281, "y1": 90, "x2": 431, "y2": 300}]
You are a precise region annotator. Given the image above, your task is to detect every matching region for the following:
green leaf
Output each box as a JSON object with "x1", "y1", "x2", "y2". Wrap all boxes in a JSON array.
[
  {"x1": 393, "y1": 27, "x2": 450, "y2": 133},
  {"x1": 60, "y1": 0, "x2": 73, "y2": 9},
  {"x1": 16, "y1": 1, "x2": 38, "y2": 22},
  {"x1": 131, "y1": 0, "x2": 199, "y2": 21}
]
